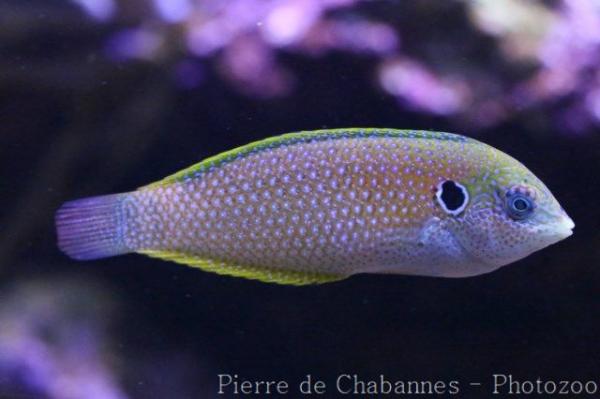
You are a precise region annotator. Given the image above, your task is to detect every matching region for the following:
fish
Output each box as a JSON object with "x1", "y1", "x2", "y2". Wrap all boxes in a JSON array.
[{"x1": 55, "y1": 128, "x2": 574, "y2": 285}]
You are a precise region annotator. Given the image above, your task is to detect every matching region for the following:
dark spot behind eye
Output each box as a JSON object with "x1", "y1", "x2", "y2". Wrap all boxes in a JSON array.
[{"x1": 440, "y1": 180, "x2": 466, "y2": 211}]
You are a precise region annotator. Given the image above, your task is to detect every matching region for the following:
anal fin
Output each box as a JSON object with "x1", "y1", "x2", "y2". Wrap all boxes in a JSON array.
[{"x1": 139, "y1": 250, "x2": 347, "y2": 286}]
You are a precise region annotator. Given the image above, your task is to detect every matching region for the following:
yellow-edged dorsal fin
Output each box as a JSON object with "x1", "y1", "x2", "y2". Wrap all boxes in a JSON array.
[{"x1": 141, "y1": 128, "x2": 470, "y2": 189}]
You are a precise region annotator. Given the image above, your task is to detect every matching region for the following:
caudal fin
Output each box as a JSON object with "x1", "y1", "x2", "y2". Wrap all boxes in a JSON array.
[{"x1": 55, "y1": 193, "x2": 131, "y2": 260}]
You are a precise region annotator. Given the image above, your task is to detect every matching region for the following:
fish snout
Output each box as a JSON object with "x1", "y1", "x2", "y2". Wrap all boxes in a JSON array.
[{"x1": 546, "y1": 213, "x2": 575, "y2": 242}]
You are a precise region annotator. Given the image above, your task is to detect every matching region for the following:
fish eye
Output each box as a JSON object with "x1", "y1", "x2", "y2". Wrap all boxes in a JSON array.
[{"x1": 506, "y1": 193, "x2": 535, "y2": 220}]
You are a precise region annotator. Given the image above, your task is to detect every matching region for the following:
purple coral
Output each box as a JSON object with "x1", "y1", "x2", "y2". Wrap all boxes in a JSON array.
[{"x1": 67, "y1": 0, "x2": 600, "y2": 131}]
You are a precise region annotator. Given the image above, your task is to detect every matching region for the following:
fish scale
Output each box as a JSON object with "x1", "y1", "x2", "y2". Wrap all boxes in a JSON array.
[
  {"x1": 55, "y1": 128, "x2": 574, "y2": 285},
  {"x1": 129, "y1": 136, "x2": 467, "y2": 271}
]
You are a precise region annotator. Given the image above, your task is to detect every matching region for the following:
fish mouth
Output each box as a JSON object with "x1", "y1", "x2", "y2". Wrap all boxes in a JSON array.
[{"x1": 542, "y1": 215, "x2": 575, "y2": 243}]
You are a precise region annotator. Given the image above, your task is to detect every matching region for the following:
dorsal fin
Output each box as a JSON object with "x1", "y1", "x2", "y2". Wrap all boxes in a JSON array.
[
  {"x1": 142, "y1": 128, "x2": 469, "y2": 189},
  {"x1": 138, "y1": 250, "x2": 347, "y2": 285}
]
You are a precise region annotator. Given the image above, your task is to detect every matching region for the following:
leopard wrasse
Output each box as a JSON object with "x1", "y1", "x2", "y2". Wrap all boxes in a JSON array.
[{"x1": 55, "y1": 129, "x2": 574, "y2": 285}]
